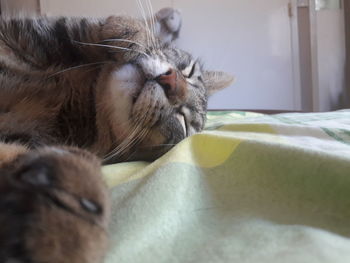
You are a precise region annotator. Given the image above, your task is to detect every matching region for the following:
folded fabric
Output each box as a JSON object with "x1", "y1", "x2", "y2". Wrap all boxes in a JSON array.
[{"x1": 103, "y1": 110, "x2": 350, "y2": 263}]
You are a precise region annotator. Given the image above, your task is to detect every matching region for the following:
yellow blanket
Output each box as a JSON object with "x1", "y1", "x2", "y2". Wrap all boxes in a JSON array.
[{"x1": 103, "y1": 110, "x2": 350, "y2": 263}]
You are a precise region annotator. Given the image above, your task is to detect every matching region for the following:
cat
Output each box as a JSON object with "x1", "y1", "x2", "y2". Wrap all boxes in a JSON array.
[{"x1": 0, "y1": 7, "x2": 233, "y2": 262}]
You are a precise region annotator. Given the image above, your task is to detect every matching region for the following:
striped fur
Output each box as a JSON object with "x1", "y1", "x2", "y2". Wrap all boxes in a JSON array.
[{"x1": 0, "y1": 11, "x2": 233, "y2": 262}]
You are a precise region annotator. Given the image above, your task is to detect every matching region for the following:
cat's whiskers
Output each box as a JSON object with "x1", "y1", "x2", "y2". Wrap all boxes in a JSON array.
[
  {"x1": 103, "y1": 109, "x2": 151, "y2": 161},
  {"x1": 144, "y1": 0, "x2": 154, "y2": 42},
  {"x1": 136, "y1": 0, "x2": 153, "y2": 49},
  {"x1": 123, "y1": 128, "x2": 151, "y2": 160},
  {"x1": 103, "y1": 126, "x2": 149, "y2": 162},
  {"x1": 128, "y1": 127, "x2": 149, "y2": 150},
  {"x1": 103, "y1": 103, "x2": 147, "y2": 161},
  {"x1": 145, "y1": 0, "x2": 159, "y2": 50},
  {"x1": 112, "y1": 105, "x2": 153, "y2": 157},
  {"x1": 136, "y1": 0, "x2": 157, "y2": 51},
  {"x1": 101, "y1": 38, "x2": 151, "y2": 54},
  {"x1": 47, "y1": 61, "x2": 110, "y2": 78},
  {"x1": 145, "y1": 143, "x2": 176, "y2": 147},
  {"x1": 103, "y1": 132, "x2": 136, "y2": 161},
  {"x1": 72, "y1": 40, "x2": 151, "y2": 59}
]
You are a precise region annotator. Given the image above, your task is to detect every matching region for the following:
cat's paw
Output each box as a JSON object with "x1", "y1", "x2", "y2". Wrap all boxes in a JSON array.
[
  {"x1": 0, "y1": 146, "x2": 110, "y2": 263},
  {"x1": 101, "y1": 16, "x2": 149, "y2": 63}
]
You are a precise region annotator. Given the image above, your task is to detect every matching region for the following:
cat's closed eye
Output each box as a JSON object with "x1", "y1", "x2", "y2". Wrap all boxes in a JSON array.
[{"x1": 181, "y1": 61, "x2": 197, "y2": 78}]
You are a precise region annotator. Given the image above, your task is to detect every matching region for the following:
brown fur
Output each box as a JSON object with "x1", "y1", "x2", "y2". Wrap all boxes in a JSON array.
[
  {"x1": 0, "y1": 16, "x2": 148, "y2": 152},
  {"x1": 0, "y1": 144, "x2": 109, "y2": 262},
  {"x1": 0, "y1": 10, "x2": 233, "y2": 262}
]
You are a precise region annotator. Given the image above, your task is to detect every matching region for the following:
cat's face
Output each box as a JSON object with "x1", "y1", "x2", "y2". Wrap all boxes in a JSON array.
[{"x1": 102, "y1": 45, "x2": 233, "y2": 162}]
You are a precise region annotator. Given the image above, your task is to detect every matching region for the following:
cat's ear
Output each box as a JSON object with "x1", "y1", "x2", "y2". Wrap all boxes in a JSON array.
[
  {"x1": 202, "y1": 71, "x2": 234, "y2": 96},
  {"x1": 153, "y1": 7, "x2": 182, "y2": 45}
]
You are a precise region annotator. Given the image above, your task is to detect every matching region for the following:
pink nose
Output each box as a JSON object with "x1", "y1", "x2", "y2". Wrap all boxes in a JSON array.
[
  {"x1": 156, "y1": 69, "x2": 187, "y2": 103},
  {"x1": 156, "y1": 69, "x2": 176, "y2": 92}
]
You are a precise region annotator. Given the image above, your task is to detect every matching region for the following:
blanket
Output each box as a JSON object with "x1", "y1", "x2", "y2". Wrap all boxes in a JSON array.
[{"x1": 102, "y1": 110, "x2": 350, "y2": 263}]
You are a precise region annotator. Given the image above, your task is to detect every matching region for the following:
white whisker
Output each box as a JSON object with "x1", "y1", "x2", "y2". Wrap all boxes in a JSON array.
[
  {"x1": 72, "y1": 40, "x2": 151, "y2": 58},
  {"x1": 145, "y1": 0, "x2": 158, "y2": 49},
  {"x1": 103, "y1": 126, "x2": 149, "y2": 162},
  {"x1": 101, "y1": 38, "x2": 151, "y2": 53},
  {"x1": 146, "y1": 143, "x2": 176, "y2": 147},
  {"x1": 136, "y1": 0, "x2": 152, "y2": 49},
  {"x1": 47, "y1": 61, "x2": 109, "y2": 78},
  {"x1": 103, "y1": 107, "x2": 152, "y2": 161}
]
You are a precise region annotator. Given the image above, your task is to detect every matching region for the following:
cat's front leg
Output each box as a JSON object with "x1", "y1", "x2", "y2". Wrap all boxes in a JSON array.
[
  {"x1": 0, "y1": 144, "x2": 110, "y2": 263},
  {"x1": 100, "y1": 7, "x2": 183, "y2": 63},
  {"x1": 0, "y1": 16, "x2": 149, "y2": 70},
  {"x1": 101, "y1": 15, "x2": 150, "y2": 63}
]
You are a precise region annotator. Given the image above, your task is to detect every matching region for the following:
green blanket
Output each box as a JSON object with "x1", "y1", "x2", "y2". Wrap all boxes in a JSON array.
[{"x1": 102, "y1": 110, "x2": 350, "y2": 263}]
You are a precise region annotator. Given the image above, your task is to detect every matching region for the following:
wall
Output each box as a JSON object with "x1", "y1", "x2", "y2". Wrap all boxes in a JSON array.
[
  {"x1": 315, "y1": 5, "x2": 346, "y2": 111},
  {"x1": 0, "y1": 0, "x2": 39, "y2": 16},
  {"x1": 40, "y1": 0, "x2": 297, "y2": 110},
  {"x1": 170, "y1": 0, "x2": 295, "y2": 110},
  {"x1": 40, "y1": 0, "x2": 168, "y2": 17}
]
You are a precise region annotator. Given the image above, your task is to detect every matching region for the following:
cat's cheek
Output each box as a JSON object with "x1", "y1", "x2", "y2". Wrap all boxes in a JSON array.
[
  {"x1": 144, "y1": 129, "x2": 167, "y2": 147},
  {"x1": 103, "y1": 65, "x2": 143, "y2": 139}
]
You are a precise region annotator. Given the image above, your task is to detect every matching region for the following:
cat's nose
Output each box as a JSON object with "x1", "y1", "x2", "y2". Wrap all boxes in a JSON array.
[
  {"x1": 156, "y1": 69, "x2": 176, "y2": 91},
  {"x1": 155, "y1": 69, "x2": 187, "y2": 103}
]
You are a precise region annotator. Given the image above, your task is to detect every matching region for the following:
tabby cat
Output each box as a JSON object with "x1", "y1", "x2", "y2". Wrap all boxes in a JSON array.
[{"x1": 0, "y1": 7, "x2": 233, "y2": 262}]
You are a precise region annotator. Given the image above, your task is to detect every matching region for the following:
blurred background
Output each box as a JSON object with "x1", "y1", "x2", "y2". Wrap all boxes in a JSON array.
[{"x1": 0, "y1": 0, "x2": 349, "y2": 112}]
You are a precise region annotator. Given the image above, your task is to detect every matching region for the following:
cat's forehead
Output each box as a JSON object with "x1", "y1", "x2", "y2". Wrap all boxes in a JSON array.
[{"x1": 162, "y1": 47, "x2": 194, "y2": 68}]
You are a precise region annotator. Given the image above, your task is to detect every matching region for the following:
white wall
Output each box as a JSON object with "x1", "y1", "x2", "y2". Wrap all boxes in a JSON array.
[
  {"x1": 40, "y1": 0, "x2": 170, "y2": 17},
  {"x1": 40, "y1": 0, "x2": 299, "y2": 110},
  {"x1": 174, "y1": 0, "x2": 296, "y2": 110},
  {"x1": 315, "y1": 7, "x2": 346, "y2": 111},
  {"x1": 1, "y1": 0, "x2": 38, "y2": 15}
]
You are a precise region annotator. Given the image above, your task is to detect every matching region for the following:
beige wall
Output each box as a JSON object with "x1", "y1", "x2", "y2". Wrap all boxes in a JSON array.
[
  {"x1": 0, "y1": 0, "x2": 39, "y2": 16},
  {"x1": 39, "y1": 0, "x2": 170, "y2": 17}
]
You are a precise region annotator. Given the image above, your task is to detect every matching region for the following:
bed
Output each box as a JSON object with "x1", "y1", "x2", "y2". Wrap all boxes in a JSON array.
[{"x1": 102, "y1": 110, "x2": 350, "y2": 263}]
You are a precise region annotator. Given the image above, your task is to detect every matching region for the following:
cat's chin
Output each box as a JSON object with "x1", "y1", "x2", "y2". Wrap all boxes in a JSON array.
[{"x1": 102, "y1": 127, "x2": 182, "y2": 163}]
